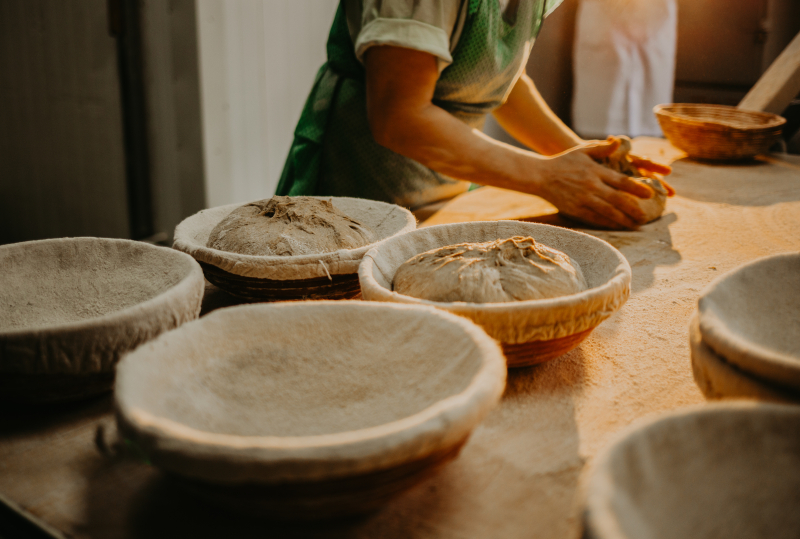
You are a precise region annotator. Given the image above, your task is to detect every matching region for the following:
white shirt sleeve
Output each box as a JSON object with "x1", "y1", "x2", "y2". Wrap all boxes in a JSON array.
[{"x1": 343, "y1": 0, "x2": 467, "y2": 72}]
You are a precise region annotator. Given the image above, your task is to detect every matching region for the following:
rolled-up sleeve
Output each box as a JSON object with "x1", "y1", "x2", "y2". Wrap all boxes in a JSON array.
[{"x1": 348, "y1": 0, "x2": 464, "y2": 71}]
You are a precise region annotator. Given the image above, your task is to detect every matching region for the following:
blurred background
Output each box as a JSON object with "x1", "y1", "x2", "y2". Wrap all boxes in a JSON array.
[{"x1": 1, "y1": 0, "x2": 799, "y2": 246}]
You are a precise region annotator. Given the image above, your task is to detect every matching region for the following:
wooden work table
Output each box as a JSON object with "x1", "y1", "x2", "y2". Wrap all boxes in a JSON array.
[{"x1": 1, "y1": 139, "x2": 799, "y2": 538}]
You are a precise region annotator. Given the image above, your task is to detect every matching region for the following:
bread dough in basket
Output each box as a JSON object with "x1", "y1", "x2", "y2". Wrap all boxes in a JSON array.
[
  {"x1": 393, "y1": 236, "x2": 588, "y2": 303},
  {"x1": 208, "y1": 196, "x2": 376, "y2": 256}
]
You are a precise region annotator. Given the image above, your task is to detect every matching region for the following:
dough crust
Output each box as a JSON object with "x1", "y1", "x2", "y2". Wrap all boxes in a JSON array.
[
  {"x1": 207, "y1": 196, "x2": 376, "y2": 256},
  {"x1": 393, "y1": 236, "x2": 588, "y2": 303},
  {"x1": 600, "y1": 136, "x2": 668, "y2": 223}
]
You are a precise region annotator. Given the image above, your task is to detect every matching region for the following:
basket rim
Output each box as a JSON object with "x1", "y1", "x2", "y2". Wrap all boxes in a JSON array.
[
  {"x1": 583, "y1": 400, "x2": 800, "y2": 539},
  {"x1": 358, "y1": 220, "x2": 631, "y2": 344},
  {"x1": 0, "y1": 237, "x2": 203, "y2": 339},
  {"x1": 698, "y1": 252, "x2": 800, "y2": 390},
  {"x1": 173, "y1": 197, "x2": 417, "y2": 281},
  {"x1": 115, "y1": 301, "x2": 507, "y2": 483}
]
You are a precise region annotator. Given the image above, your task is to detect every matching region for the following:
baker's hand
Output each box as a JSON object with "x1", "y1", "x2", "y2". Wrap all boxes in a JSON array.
[
  {"x1": 627, "y1": 152, "x2": 676, "y2": 196},
  {"x1": 536, "y1": 138, "x2": 654, "y2": 230}
]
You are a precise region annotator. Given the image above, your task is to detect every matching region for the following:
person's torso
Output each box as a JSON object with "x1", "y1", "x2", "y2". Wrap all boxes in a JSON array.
[{"x1": 301, "y1": 0, "x2": 562, "y2": 208}]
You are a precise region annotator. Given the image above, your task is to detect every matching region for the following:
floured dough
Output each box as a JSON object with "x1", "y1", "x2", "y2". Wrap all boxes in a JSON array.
[
  {"x1": 393, "y1": 236, "x2": 588, "y2": 303},
  {"x1": 207, "y1": 196, "x2": 376, "y2": 256},
  {"x1": 635, "y1": 177, "x2": 668, "y2": 223},
  {"x1": 600, "y1": 136, "x2": 668, "y2": 223}
]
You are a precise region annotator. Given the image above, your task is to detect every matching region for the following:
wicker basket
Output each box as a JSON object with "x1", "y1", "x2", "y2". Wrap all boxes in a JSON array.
[
  {"x1": 173, "y1": 197, "x2": 416, "y2": 303},
  {"x1": 358, "y1": 221, "x2": 631, "y2": 369},
  {"x1": 654, "y1": 103, "x2": 785, "y2": 161},
  {"x1": 199, "y1": 261, "x2": 361, "y2": 301}
]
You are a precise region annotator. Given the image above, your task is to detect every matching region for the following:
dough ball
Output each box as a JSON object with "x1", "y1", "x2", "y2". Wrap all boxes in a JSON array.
[
  {"x1": 599, "y1": 135, "x2": 668, "y2": 224},
  {"x1": 207, "y1": 196, "x2": 376, "y2": 256},
  {"x1": 393, "y1": 236, "x2": 588, "y2": 303},
  {"x1": 636, "y1": 177, "x2": 668, "y2": 223}
]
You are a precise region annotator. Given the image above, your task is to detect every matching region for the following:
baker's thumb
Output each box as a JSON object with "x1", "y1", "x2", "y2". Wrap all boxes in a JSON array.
[{"x1": 580, "y1": 136, "x2": 621, "y2": 160}]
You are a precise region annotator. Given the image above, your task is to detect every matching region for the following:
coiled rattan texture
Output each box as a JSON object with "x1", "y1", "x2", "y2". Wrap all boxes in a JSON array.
[{"x1": 654, "y1": 103, "x2": 785, "y2": 161}]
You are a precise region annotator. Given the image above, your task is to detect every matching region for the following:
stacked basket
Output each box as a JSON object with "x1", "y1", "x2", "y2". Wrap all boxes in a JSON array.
[
  {"x1": 690, "y1": 253, "x2": 800, "y2": 403},
  {"x1": 173, "y1": 197, "x2": 416, "y2": 302}
]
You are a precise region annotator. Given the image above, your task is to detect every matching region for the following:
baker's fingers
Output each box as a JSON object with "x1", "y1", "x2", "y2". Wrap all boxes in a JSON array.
[
  {"x1": 593, "y1": 179, "x2": 650, "y2": 224},
  {"x1": 658, "y1": 177, "x2": 677, "y2": 196},
  {"x1": 629, "y1": 169, "x2": 678, "y2": 197},
  {"x1": 600, "y1": 169, "x2": 654, "y2": 199},
  {"x1": 629, "y1": 154, "x2": 672, "y2": 175},
  {"x1": 586, "y1": 195, "x2": 641, "y2": 230},
  {"x1": 580, "y1": 136, "x2": 621, "y2": 160}
]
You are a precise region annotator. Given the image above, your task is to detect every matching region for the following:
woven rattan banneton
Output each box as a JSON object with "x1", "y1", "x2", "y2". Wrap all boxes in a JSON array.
[
  {"x1": 501, "y1": 327, "x2": 596, "y2": 368},
  {"x1": 199, "y1": 262, "x2": 361, "y2": 301},
  {"x1": 169, "y1": 437, "x2": 468, "y2": 519},
  {"x1": 654, "y1": 103, "x2": 785, "y2": 161},
  {"x1": 174, "y1": 197, "x2": 416, "y2": 302}
]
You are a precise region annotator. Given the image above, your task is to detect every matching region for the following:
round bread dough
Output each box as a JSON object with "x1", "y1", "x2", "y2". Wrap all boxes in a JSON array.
[
  {"x1": 393, "y1": 236, "x2": 588, "y2": 303},
  {"x1": 635, "y1": 177, "x2": 668, "y2": 223},
  {"x1": 600, "y1": 136, "x2": 668, "y2": 223},
  {"x1": 207, "y1": 196, "x2": 376, "y2": 256}
]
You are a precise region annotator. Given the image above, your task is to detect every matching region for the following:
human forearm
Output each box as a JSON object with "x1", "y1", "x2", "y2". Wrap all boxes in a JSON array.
[
  {"x1": 492, "y1": 73, "x2": 582, "y2": 155},
  {"x1": 372, "y1": 105, "x2": 653, "y2": 229},
  {"x1": 364, "y1": 45, "x2": 654, "y2": 229},
  {"x1": 371, "y1": 99, "x2": 548, "y2": 194}
]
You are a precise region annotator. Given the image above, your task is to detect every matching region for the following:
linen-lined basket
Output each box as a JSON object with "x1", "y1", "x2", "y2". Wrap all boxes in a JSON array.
[
  {"x1": 689, "y1": 313, "x2": 800, "y2": 404},
  {"x1": 654, "y1": 103, "x2": 785, "y2": 161},
  {"x1": 115, "y1": 301, "x2": 506, "y2": 519},
  {"x1": 583, "y1": 402, "x2": 800, "y2": 539},
  {"x1": 358, "y1": 221, "x2": 631, "y2": 368},
  {"x1": 690, "y1": 252, "x2": 800, "y2": 403},
  {"x1": 0, "y1": 238, "x2": 204, "y2": 403},
  {"x1": 173, "y1": 197, "x2": 416, "y2": 301}
]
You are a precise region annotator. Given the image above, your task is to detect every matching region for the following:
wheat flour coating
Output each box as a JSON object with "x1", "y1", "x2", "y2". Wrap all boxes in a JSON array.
[
  {"x1": 393, "y1": 236, "x2": 588, "y2": 304},
  {"x1": 600, "y1": 136, "x2": 668, "y2": 223},
  {"x1": 207, "y1": 196, "x2": 376, "y2": 256}
]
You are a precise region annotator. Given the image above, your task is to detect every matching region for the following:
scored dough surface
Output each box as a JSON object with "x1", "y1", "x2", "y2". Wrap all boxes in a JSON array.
[
  {"x1": 207, "y1": 196, "x2": 376, "y2": 256},
  {"x1": 393, "y1": 236, "x2": 588, "y2": 303}
]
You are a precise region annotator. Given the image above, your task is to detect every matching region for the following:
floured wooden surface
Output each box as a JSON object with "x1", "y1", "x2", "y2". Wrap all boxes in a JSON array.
[
  {"x1": 416, "y1": 186, "x2": 559, "y2": 227},
  {"x1": 1, "y1": 139, "x2": 800, "y2": 538}
]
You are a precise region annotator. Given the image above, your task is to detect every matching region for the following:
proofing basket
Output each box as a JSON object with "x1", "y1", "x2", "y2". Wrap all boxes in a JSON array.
[{"x1": 654, "y1": 103, "x2": 785, "y2": 161}]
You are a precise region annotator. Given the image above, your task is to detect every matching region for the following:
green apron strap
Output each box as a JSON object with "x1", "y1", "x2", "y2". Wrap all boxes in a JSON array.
[
  {"x1": 275, "y1": 4, "x2": 353, "y2": 196},
  {"x1": 275, "y1": 65, "x2": 342, "y2": 196}
]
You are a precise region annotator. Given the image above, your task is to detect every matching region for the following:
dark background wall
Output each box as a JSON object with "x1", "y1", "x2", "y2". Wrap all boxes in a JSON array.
[
  {"x1": 0, "y1": 0, "x2": 131, "y2": 244},
  {"x1": 0, "y1": 0, "x2": 206, "y2": 246}
]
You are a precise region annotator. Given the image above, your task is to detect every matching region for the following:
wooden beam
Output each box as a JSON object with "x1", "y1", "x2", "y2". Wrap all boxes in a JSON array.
[{"x1": 739, "y1": 30, "x2": 800, "y2": 114}]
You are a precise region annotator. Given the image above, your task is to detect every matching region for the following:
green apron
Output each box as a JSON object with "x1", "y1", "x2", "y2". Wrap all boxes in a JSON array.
[{"x1": 276, "y1": 0, "x2": 562, "y2": 209}]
